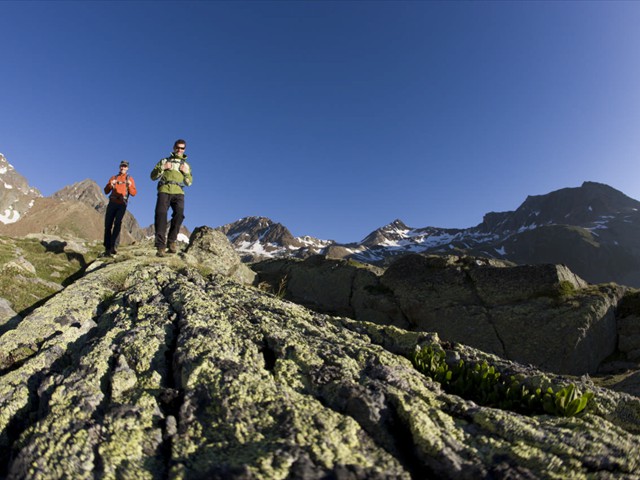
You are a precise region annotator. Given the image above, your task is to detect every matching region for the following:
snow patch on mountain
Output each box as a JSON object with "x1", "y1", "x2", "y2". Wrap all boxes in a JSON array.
[{"x1": 0, "y1": 208, "x2": 20, "y2": 224}]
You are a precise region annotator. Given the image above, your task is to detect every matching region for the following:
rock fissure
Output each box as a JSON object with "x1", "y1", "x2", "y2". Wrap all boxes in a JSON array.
[
  {"x1": 260, "y1": 336, "x2": 278, "y2": 373},
  {"x1": 159, "y1": 291, "x2": 184, "y2": 480}
]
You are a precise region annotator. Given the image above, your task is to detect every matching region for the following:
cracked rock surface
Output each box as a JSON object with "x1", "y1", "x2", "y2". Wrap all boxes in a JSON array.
[{"x1": 1, "y1": 254, "x2": 640, "y2": 479}]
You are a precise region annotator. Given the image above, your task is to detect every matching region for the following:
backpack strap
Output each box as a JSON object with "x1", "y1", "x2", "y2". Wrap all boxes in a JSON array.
[{"x1": 112, "y1": 173, "x2": 130, "y2": 203}]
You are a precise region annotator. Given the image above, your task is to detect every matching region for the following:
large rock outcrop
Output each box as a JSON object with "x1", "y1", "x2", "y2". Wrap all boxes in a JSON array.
[
  {"x1": 1, "y1": 246, "x2": 640, "y2": 478},
  {"x1": 253, "y1": 254, "x2": 627, "y2": 375}
]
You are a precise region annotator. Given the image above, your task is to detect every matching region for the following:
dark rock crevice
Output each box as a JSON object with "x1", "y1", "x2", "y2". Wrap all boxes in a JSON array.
[
  {"x1": 158, "y1": 300, "x2": 184, "y2": 479},
  {"x1": 260, "y1": 335, "x2": 278, "y2": 373},
  {"x1": 301, "y1": 361, "x2": 431, "y2": 479}
]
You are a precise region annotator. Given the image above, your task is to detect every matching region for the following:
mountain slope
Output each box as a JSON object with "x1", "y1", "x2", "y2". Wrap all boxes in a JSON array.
[
  {"x1": 0, "y1": 197, "x2": 105, "y2": 240},
  {"x1": 52, "y1": 179, "x2": 145, "y2": 242},
  {"x1": 0, "y1": 154, "x2": 41, "y2": 224}
]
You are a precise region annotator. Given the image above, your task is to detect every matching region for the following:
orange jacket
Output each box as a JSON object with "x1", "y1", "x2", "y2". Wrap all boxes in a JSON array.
[{"x1": 104, "y1": 173, "x2": 137, "y2": 205}]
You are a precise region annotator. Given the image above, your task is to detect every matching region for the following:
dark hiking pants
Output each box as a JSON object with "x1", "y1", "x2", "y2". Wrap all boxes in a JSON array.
[
  {"x1": 104, "y1": 201, "x2": 127, "y2": 252},
  {"x1": 154, "y1": 192, "x2": 185, "y2": 249}
]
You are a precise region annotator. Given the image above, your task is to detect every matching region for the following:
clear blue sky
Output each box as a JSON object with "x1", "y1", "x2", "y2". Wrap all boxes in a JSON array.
[{"x1": 2, "y1": 1, "x2": 640, "y2": 243}]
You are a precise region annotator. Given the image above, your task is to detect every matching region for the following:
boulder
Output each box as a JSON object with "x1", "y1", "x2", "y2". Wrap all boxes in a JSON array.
[
  {"x1": 255, "y1": 253, "x2": 626, "y2": 375},
  {"x1": 616, "y1": 291, "x2": 640, "y2": 362},
  {"x1": 253, "y1": 256, "x2": 405, "y2": 326},
  {"x1": 184, "y1": 226, "x2": 256, "y2": 285},
  {"x1": 0, "y1": 298, "x2": 19, "y2": 329},
  {"x1": 381, "y1": 254, "x2": 624, "y2": 375}
]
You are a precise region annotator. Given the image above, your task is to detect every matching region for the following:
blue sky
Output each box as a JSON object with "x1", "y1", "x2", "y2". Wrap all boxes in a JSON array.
[{"x1": 2, "y1": 1, "x2": 640, "y2": 243}]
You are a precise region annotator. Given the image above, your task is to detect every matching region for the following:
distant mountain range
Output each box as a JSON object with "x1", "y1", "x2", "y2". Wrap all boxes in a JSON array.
[
  {"x1": 218, "y1": 181, "x2": 640, "y2": 287},
  {"x1": 2, "y1": 152, "x2": 640, "y2": 286}
]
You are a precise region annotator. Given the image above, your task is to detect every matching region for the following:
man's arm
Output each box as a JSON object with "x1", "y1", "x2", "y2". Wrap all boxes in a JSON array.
[
  {"x1": 104, "y1": 176, "x2": 115, "y2": 194},
  {"x1": 181, "y1": 162, "x2": 193, "y2": 186},
  {"x1": 150, "y1": 159, "x2": 166, "y2": 181},
  {"x1": 128, "y1": 176, "x2": 137, "y2": 196}
]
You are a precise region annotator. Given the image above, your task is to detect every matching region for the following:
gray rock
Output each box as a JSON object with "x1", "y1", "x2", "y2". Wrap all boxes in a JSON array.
[
  {"x1": 382, "y1": 254, "x2": 625, "y2": 375},
  {"x1": 1, "y1": 256, "x2": 639, "y2": 478},
  {"x1": 255, "y1": 253, "x2": 626, "y2": 375},
  {"x1": 3, "y1": 257, "x2": 36, "y2": 274},
  {"x1": 184, "y1": 226, "x2": 256, "y2": 284},
  {"x1": 0, "y1": 297, "x2": 19, "y2": 328}
]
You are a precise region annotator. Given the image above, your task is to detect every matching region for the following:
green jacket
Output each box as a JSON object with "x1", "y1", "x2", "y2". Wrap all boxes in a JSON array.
[{"x1": 150, "y1": 153, "x2": 193, "y2": 195}]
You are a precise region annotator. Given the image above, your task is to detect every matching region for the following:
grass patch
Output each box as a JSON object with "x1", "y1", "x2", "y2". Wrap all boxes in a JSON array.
[
  {"x1": 412, "y1": 344, "x2": 593, "y2": 417},
  {"x1": 0, "y1": 235, "x2": 101, "y2": 314}
]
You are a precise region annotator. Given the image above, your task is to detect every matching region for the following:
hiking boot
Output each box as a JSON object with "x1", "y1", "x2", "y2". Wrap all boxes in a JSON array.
[
  {"x1": 110, "y1": 248, "x2": 118, "y2": 255},
  {"x1": 168, "y1": 242, "x2": 178, "y2": 254},
  {"x1": 156, "y1": 248, "x2": 166, "y2": 258}
]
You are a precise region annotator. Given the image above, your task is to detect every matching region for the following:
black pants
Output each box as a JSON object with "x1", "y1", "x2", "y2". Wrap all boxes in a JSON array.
[
  {"x1": 154, "y1": 192, "x2": 185, "y2": 249},
  {"x1": 104, "y1": 201, "x2": 127, "y2": 252}
]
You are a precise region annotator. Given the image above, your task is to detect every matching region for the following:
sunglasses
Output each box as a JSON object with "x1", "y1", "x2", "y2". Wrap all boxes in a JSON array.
[{"x1": 175, "y1": 146, "x2": 186, "y2": 151}]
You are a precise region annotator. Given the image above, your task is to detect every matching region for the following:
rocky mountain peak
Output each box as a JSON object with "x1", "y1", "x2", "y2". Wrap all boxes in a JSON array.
[
  {"x1": 50, "y1": 178, "x2": 107, "y2": 211},
  {"x1": 0, "y1": 154, "x2": 42, "y2": 224},
  {"x1": 478, "y1": 181, "x2": 640, "y2": 234},
  {"x1": 360, "y1": 218, "x2": 411, "y2": 246},
  {"x1": 218, "y1": 216, "x2": 305, "y2": 258}
]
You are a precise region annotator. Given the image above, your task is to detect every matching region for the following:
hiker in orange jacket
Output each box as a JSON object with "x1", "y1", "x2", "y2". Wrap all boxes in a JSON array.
[{"x1": 103, "y1": 160, "x2": 137, "y2": 256}]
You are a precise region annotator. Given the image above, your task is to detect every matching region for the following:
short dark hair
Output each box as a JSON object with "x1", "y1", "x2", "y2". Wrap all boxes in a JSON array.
[{"x1": 174, "y1": 139, "x2": 187, "y2": 148}]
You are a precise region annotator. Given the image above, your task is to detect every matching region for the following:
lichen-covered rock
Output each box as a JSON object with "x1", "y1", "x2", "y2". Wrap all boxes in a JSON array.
[{"x1": 1, "y1": 256, "x2": 639, "y2": 478}]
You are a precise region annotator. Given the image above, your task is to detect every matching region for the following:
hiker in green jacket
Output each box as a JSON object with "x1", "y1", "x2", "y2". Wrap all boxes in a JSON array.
[{"x1": 150, "y1": 139, "x2": 193, "y2": 257}]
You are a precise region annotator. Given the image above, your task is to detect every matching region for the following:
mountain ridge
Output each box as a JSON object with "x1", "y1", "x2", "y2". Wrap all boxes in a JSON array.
[{"x1": 2, "y1": 153, "x2": 640, "y2": 285}]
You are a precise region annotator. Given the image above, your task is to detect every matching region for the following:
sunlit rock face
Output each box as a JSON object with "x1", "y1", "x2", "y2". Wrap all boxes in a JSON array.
[{"x1": 1, "y1": 243, "x2": 640, "y2": 478}]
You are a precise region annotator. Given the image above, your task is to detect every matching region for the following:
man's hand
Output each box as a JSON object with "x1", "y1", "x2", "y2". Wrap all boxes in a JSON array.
[
  {"x1": 111, "y1": 179, "x2": 116, "y2": 187},
  {"x1": 179, "y1": 163, "x2": 190, "y2": 174},
  {"x1": 163, "y1": 162, "x2": 173, "y2": 170}
]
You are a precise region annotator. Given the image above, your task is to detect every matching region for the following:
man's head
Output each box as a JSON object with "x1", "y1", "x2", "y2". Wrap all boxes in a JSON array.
[
  {"x1": 173, "y1": 139, "x2": 187, "y2": 155},
  {"x1": 120, "y1": 160, "x2": 129, "y2": 170}
]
